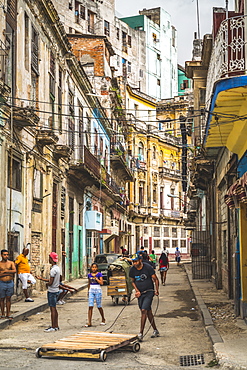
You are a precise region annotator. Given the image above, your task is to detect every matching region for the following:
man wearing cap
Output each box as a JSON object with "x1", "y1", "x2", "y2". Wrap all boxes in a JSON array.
[
  {"x1": 129, "y1": 253, "x2": 159, "y2": 342},
  {"x1": 15, "y1": 247, "x2": 36, "y2": 302},
  {"x1": 36, "y1": 252, "x2": 60, "y2": 332}
]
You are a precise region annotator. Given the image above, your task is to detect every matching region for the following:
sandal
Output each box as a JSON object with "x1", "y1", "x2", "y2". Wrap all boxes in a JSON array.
[
  {"x1": 84, "y1": 324, "x2": 92, "y2": 327},
  {"x1": 6, "y1": 316, "x2": 13, "y2": 320},
  {"x1": 0, "y1": 315, "x2": 6, "y2": 319},
  {"x1": 100, "y1": 322, "x2": 106, "y2": 326}
]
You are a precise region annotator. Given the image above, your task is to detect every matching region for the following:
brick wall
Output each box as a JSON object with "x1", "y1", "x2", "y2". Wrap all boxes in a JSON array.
[{"x1": 31, "y1": 232, "x2": 41, "y2": 274}]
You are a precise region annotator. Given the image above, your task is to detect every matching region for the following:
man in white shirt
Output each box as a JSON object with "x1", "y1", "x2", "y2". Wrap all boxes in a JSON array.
[{"x1": 36, "y1": 252, "x2": 60, "y2": 332}]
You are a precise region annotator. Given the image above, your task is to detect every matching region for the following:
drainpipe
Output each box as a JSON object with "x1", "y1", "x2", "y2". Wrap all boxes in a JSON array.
[{"x1": 235, "y1": 208, "x2": 241, "y2": 316}]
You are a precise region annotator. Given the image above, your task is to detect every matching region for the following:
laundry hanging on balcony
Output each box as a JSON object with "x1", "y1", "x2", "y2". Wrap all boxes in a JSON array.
[{"x1": 224, "y1": 173, "x2": 247, "y2": 209}]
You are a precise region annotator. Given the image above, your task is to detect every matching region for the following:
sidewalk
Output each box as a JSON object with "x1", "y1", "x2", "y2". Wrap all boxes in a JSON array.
[
  {"x1": 185, "y1": 262, "x2": 247, "y2": 370},
  {"x1": 0, "y1": 277, "x2": 88, "y2": 331}
]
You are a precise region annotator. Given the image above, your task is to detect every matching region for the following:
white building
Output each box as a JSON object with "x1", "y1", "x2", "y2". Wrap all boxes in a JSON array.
[{"x1": 121, "y1": 7, "x2": 178, "y2": 100}]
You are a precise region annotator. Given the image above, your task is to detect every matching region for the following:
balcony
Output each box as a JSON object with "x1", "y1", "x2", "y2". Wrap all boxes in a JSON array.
[
  {"x1": 36, "y1": 129, "x2": 58, "y2": 146},
  {"x1": 159, "y1": 166, "x2": 181, "y2": 180},
  {"x1": 205, "y1": 14, "x2": 247, "y2": 157},
  {"x1": 54, "y1": 144, "x2": 72, "y2": 159},
  {"x1": 13, "y1": 106, "x2": 40, "y2": 129},
  {"x1": 206, "y1": 15, "x2": 247, "y2": 107},
  {"x1": 110, "y1": 143, "x2": 134, "y2": 181}
]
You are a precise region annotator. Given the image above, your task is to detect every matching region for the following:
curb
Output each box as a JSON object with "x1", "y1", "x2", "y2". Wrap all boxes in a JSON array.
[
  {"x1": 0, "y1": 282, "x2": 88, "y2": 331},
  {"x1": 184, "y1": 265, "x2": 223, "y2": 345}
]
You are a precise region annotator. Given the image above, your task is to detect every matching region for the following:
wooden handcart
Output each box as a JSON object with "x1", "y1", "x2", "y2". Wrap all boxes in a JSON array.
[
  {"x1": 35, "y1": 331, "x2": 140, "y2": 362},
  {"x1": 107, "y1": 259, "x2": 133, "y2": 305}
]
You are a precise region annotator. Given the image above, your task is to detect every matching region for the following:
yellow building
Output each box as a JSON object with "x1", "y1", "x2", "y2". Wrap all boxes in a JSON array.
[{"x1": 126, "y1": 86, "x2": 190, "y2": 257}]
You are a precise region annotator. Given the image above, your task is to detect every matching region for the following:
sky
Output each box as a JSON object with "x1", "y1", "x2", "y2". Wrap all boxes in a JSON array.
[{"x1": 115, "y1": 0, "x2": 235, "y2": 66}]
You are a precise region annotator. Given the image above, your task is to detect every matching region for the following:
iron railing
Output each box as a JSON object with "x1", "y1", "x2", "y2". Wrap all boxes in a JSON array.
[{"x1": 206, "y1": 15, "x2": 247, "y2": 110}]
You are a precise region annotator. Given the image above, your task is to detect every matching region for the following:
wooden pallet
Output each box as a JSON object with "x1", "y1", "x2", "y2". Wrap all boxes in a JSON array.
[
  {"x1": 35, "y1": 331, "x2": 140, "y2": 361},
  {"x1": 107, "y1": 276, "x2": 128, "y2": 296}
]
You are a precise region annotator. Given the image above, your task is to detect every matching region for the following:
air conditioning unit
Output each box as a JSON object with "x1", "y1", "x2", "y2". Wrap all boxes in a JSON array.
[{"x1": 85, "y1": 211, "x2": 102, "y2": 231}]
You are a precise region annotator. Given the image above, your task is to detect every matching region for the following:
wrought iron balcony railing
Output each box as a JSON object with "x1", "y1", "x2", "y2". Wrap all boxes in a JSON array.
[{"x1": 206, "y1": 15, "x2": 247, "y2": 110}]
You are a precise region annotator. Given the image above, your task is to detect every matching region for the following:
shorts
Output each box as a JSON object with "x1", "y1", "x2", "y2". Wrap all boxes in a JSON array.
[
  {"x1": 175, "y1": 256, "x2": 181, "y2": 263},
  {"x1": 18, "y1": 273, "x2": 36, "y2": 290},
  {"x1": 0, "y1": 280, "x2": 14, "y2": 298},
  {"x1": 88, "y1": 287, "x2": 102, "y2": 308},
  {"x1": 47, "y1": 291, "x2": 59, "y2": 307},
  {"x1": 160, "y1": 266, "x2": 168, "y2": 272},
  {"x1": 138, "y1": 291, "x2": 154, "y2": 311}
]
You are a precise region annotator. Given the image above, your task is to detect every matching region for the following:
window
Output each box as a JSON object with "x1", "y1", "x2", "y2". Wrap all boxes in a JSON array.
[
  {"x1": 78, "y1": 102, "x2": 84, "y2": 158},
  {"x1": 180, "y1": 240, "x2": 186, "y2": 248},
  {"x1": 139, "y1": 182, "x2": 144, "y2": 205},
  {"x1": 104, "y1": 145, "x2": 108, "y2": 169},
  {"x1": 139, "y1": 69, "x2": 143, "y2": 78},
  {"x1": 144, "y1": 227, "x2": 148, "y2": 234},
  {"x1": 172, "y1": 228, "x2": 177, "y2": 238},
  {"x1": 127, "y1": 61, "x2": 131, "y2": 73},
  {"x1": 154, "y1": 227, "x2": 160, "y2": 237},
  {"x1": 164, "y1": 239, "x2": 170, "y2": 249},
  {"x1": 68, "y1": 118, "x2": 75, "y2": 150},
  {"x1": 172, "y1": 239, "x2": 178, "y2": 248},
  {"x1": 164, "y1": 227, "x2": 169, "y2": 237},
  {"x1": 88, "y1": 11, "x2": 95, "y2": 33},
  {"x1": 104, "y1": 20, "x2": 110, "y2": 36},
  {"x1": 122, "y1": 58, "x2": 127, "y2": 77},
  {"x1": 181, "y1": 228, "x2": 186, "y2": 238},
  {"x1": 128, "y1": 35, "x2": 131, "y2": 47},
  {"x1": 138, "y1": 141, "x2": 144, "y2": 160},
  {"x1": 157, "y1": 53, "x2": 161, "y2": 60},
  {"x1": 153, "y1": 185, "x2": 157, "y2": 203},
  {"x1": 153, "y1": 146, "x2": 156, "y2": 159},
  {"x1": 69, "y1": 1, "x2": 73, "y2": 10},
  {"x1": 122, "y1": 32, "x2": 127, "y2": 52},
  {"x1": 24, "y1": 13, "x2": 29, "y2": 70},
  {"x1": 116, "y1": 28, "x2": 119, "y2": 40},
  {"x1": 154, "y1": 240, "x2": 160, "y2": 249},
  {"x1": 33, "y1": 169, "x2": 42, "y2": 199},
  {"x1": 69, "y1": 89, "x2": 74, "y2": 116},
  {"x1": 100, "y1": 137, "x2": 103, "y2": 155},
  {"x1": 8, "y1": 156, "x2": 22, "y2": 191},
  {"x1": 80, "y1": 5, "x2": 85, "y2": 19},
  {"x1": 157, "y1": 79, "x2": 160, "y2": 86},
  {"x1": 94, "y1": 128, "x2": 98, "y2": 155},
  {"x1": 49, "y1": 51, "x2": 55, "y2": 98},
  {"x1": 144, "y1": 240, "x2": 148, "y2": 249},
  {"x1": 152, "y1": 33, "x2": 157, "y2": 42},
  {"x1": 116, "y1": 55, "x2": 120, "y2": 67},
  {"x1": 31, "y1": 26, "x2": 39, "y2": 74}
]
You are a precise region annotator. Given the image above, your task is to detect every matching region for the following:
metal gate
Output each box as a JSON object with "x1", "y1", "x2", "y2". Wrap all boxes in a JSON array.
[{"x1": 191, "y1": 230, "x2": 211, "y2": 279}]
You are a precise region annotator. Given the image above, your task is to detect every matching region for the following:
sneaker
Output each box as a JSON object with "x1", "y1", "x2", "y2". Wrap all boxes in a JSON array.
[
  {"x1": 151, "y1": 329, "x2": 160, "y2": 338},
  {"x1": 44, "y1": 327, "x2": 56, "y2": 332},
  {"x1": 57, "y1": 300, "x2": 64, "y2": 305},
  {"x1": 137, "y1": 333, "x2": 143, "y2": 342},
  {"x1": 25, "y1": 298, "x2": 34, "y2": 302},
  {"x1": 55, "y1": 327, "x2": 60, "y2": 331},
  {"x1": 61, "y1": 300, "x2": 66, "y2": 304}
]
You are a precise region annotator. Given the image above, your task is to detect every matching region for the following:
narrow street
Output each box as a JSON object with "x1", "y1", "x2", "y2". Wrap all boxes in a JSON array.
[{"x1": 0, "y1": 264, "x2": 217, "y2": 369}]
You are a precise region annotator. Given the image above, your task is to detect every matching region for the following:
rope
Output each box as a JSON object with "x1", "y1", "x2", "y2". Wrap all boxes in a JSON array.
[{"x1": 104, "y1": 289, "x2": 160, "y2": 337}]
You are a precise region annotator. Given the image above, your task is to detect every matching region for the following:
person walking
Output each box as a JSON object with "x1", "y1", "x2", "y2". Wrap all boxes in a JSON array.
[
  {"x1": 85, "y1": 262, "x2": 105, "y2": 327},
  {"x1": 129, "y1": 253, "x2": 159, "y2": 342},
  {"x1": 149, "y1": 250, "x2": 157, "y2": 269},
  {"x1": 36, "y1": 252, "x2": 60, "y2": 332},
  {"x1": 175, "y1": 247, "x2": 181, "y2": 266},
  {"x1": 0, "y1": 250, "x2": 16, "y2": 320},
  {"x1": 159, "y1": 249, "x2": 169, "y2": 286},
  {"x1": 15, "y1": 247, "x2": 36, "y2": 302}
]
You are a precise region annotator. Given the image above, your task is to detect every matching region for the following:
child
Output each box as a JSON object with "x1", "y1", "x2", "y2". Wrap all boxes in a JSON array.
[
  {"x1": 175, "y1": 247, "x2": 181, "y2": 266},
  {"x1": 85, "y1": 262, "x2": 105, "y2": 327},
  {"x1": 159, "y1": 250, "x2": 169, "y2": 286},
  {"x1": 57, "y1": 281, "x2": 78, "y2": 305}
]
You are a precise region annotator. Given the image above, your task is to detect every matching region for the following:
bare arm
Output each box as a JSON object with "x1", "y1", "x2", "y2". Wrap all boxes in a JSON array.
[
  {"x1": 131, "y1": 277, "x2": 141, "y2": 298},
  {"x1": 152, "y1": 274, "x2": 159, "y2": 295},
  {"x1": 35, "y1": 276, "x2": 49, "y2": 282}
]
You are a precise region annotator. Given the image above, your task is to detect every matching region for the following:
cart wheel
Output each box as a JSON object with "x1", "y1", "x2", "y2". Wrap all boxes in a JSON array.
[
  {"x1": 112, "y1": 297, "x2": 119, "y2": 305},
  {"x1": 132, "y1": 342, "x2": 140, "y2": 353},
  {"x1": 35, "y1": 347, "x2": 42, "y2": 358},
  {"x1": 100, "y1": 350, "x2": 107, "y2": 362}
]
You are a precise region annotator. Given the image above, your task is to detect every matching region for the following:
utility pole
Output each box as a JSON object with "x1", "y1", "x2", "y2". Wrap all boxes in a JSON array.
[{"x1": 180, "y1": 115, "x2": 187, "y2": 193}]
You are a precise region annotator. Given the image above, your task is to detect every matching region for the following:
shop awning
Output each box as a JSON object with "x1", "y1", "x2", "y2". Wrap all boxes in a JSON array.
[{"x1": 225, "y1": 172, "x2": 247, "y2": 209}]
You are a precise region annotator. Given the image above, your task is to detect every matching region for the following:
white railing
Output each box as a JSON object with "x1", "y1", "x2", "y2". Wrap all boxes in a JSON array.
[{"x1": 206, "y1": 15, "x2": 247, "y2": 110}]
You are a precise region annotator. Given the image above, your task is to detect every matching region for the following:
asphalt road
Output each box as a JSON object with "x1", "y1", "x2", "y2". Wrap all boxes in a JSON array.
[{"x1": 0, "y1": 264, "x2": 219, "y2": 369}]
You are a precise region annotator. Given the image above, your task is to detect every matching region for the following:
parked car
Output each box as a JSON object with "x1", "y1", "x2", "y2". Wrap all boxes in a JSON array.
[{"x1": 93, "y1": 253, "x2": 121, "y2": 284}]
